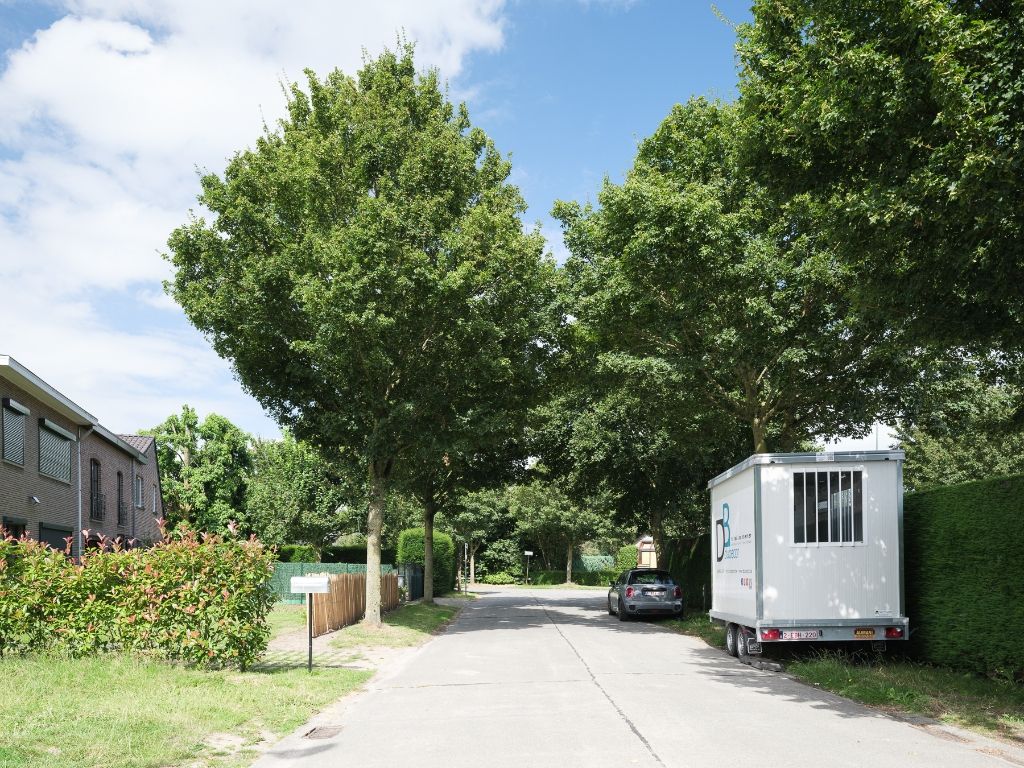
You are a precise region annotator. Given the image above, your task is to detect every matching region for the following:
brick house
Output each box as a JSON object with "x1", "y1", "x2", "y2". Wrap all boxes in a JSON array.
[{"x1": 0, "y1": 355, "x2": 164, "y2": 557}]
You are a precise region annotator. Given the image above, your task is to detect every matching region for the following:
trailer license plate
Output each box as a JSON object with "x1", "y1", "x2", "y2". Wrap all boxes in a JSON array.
[
  {"x1": 854, "y1": 628, "x2": 876, "y2": 639},
  {"x1": 782, "y1": 630, "x2": 819, "y2": 640}
]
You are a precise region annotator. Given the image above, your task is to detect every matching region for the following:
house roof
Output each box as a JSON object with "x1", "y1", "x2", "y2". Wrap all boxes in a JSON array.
[
  {"x1": 0, "y1": 354, "x2": 97, "y2": 426},
  {"x1": 118, "y1": 434, "x2": 154, "y2": 453}
]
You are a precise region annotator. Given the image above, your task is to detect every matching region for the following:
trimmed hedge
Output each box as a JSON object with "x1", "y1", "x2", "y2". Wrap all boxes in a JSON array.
[
  {"x1": 396, "y1": 527, "x2": 455, "y2": 594},
  {"x1": 573, "y1": 555, "x2": 615, "y2": 573},
  {"x1": 478, "y1": 571, "x2": 517, "y2": 585},
  {"x1": 616, "y1": 544, "x2": 638, "y2": 571},
  {"x1": 532, "y1": 569, "x2": 618, "y2": 586},
  {"x1": 0, "y1": 526, "x2": 276, "y2": 669},
  {"x1": 277, "y1": 544, "x2": 319, "y2": 562},
  {"x1": 904, "y1": 474, "x2": 1024, "y2": 678},
  {"x1": 322, "y1": 545, "x2": 397, "y2": 565}
]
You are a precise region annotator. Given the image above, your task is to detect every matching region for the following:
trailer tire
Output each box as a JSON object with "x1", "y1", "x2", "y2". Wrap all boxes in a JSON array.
[
  {"x1": 618, "y1": 598, "x2": 630, "y2": 622},
  {"x1": 736, "y1": 627, "x2": 749, "y2": 659},
  {"x1": 726, "y1": 623, "x2": 738, "y2": 657}
]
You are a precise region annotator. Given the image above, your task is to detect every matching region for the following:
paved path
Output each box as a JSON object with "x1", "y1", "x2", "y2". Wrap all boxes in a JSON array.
[{"x1": 253, "y1": 588, "x2": 1024, "y2": 768}]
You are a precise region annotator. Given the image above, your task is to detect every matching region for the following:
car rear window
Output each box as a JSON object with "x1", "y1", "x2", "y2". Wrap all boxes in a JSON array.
[{"x1": 629, "y1": 571, "x2": 674, "y2": 585}]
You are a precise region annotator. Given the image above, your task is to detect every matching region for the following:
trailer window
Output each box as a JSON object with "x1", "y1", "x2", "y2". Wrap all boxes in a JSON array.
[{"x1": 793, "y1": 471, "x2": 863, "y2": 544}]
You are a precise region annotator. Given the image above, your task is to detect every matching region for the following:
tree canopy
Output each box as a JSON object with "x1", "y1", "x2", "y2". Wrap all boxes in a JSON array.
[
  {"x1": 737, "y1": 0, "x2": 1024, "y2": 364},
  {"x1": 165, "y1": 45, "x2": 554, "y2": 622}
]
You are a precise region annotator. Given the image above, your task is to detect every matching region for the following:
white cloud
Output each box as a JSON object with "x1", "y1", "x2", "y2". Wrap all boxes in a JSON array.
[{"x1": 0, "y1": 0, "x2": 507, "y2": 437}]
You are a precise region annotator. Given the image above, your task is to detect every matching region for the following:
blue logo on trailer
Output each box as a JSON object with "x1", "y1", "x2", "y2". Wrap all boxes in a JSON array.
[{"x1": 715, "y1": 503, "x2": 731, "y2": 562}]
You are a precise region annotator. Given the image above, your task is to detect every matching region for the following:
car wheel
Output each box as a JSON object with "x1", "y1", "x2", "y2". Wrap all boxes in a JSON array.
[
  {"x1": 736, "y1": 627, "x2": 749, "y2": 659},
  {"x1": 726, "y1": 623, "x2": 738, "y2": 656},
  {"x1": 607, "y1": 596, "x2": 615, "y2": 615},
  {"x1": 674, "y1": 606, "x2": 684, "y2": 620},
  {"x1": 618, "y1": 598, "x2": 630, "y2": 622}
]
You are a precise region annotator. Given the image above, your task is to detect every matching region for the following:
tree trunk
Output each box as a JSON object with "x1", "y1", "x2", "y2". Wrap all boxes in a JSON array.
[
  {"x1": 470, "y1": 542, "x2": 478, "y2": 584},
  {"x1": 363, "y1": 459, "x2": 388, "y2": 628},
  {"x1": 751, "y1": 416, "x2": 769, "y2": 454},
  {"x1": 565, "y1": 542, "x2": 574, "y2": 584},
  {"x1": 423, "y1": 495, "x2": 437, "y2": 603}
]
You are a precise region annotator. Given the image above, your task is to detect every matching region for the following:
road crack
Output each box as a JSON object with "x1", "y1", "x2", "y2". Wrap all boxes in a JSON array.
[{"x1": 536, "y1": 598, "x2": 667, "y2": 767}]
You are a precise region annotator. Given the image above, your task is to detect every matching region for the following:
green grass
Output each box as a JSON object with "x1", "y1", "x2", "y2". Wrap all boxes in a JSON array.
[
  {"x1": 438, "y1": 590, "x2": 478, "y2": 599},
  {"x1": 664, "y1": 612, "x2": 726, "y2": 647},
  {"x1": 267, "y1": 603, "x2": 307, "y2": 640},
  {"x1": 0, "y1": 654, "x2": 370, "y2": 768},
  {"x1": 789, "y1": 652, "x2": 1024, "y2": 742},
  {"x1": 486, "y1": 582, "x2": 606, "y2": 590},
  {"x1": 330, "y1": 601, "x2": 458, "y2": 650}
]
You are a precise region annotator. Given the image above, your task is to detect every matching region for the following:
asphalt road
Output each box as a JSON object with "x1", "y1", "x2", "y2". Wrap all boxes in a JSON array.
[{"x1": 253, "y1": 588, "x2": 1023, "y2": 768}]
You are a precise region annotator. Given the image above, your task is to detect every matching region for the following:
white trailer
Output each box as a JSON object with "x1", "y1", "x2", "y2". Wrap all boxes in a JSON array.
[{"x1": 708, "y1": 451, "x2": 909, "y2": 657}]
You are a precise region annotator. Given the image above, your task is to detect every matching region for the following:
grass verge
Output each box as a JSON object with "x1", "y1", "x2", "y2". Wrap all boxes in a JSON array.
[
  {"x1": 439, "y1": 590, "x2": 478, "y2": 599},
  {"x1": 267, "y1": 603, "x2": 307, "y2": 640},
  {"x1": 666, "y1": 612, "x2": 1024, "y2": 744},
  {"x1": 330, "y1": 601, "x2": 458, "y2": 650},
  {"x1": 481, "y1": 582, "x2": 606, "y2": 590},
  {"x1": 788, "y1": 652, "x2": 1024, "y2": 743},
  {"x1": 0, "y1": 653, "x2": 370, "y2": 768}
]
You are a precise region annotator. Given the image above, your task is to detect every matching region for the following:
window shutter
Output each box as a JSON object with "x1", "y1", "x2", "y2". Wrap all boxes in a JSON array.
[
  {"x1": 39, "y1": 427, "x2": 71, "y2": 483},
  {"x1": 2, "y1": 408, "x2": 25, "y2": 465}
]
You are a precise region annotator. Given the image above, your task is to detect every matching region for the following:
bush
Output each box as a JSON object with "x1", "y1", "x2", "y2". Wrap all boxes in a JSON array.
[
  {"x1": 573, "y1": 554, "x2": 615, "y2": 573},
  {"x1": 530, "y1": 569, "x2": 618, "y2": 586},
  {"x1": 479, "y1": 571, "x2": 517, "y2": 585},
  {"x1": 0, "y1": 525, "x2": 276, "y2": 669},
  {"x1": 321, "y1": 545, "x2": 397, "y2": 565},
  {"x1": 904, "y1": 475, "x2": 1024, "y2": 678},
  {"x1": 616, "y1": 544, "x2": 638, "y2": 571},
  {"x1": 396, "y1": 528, "x2": 455, "y2": 594},
  {"x1": 277, "y1": 544, "x2": 319, "y2": 562},
  {"x1": 479, "y1": 537, "x2": 523, "y2": 578}
]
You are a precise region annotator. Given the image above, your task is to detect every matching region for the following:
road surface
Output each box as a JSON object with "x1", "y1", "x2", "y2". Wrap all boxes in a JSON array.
[{"x1": 253, "y1": 588, "x2": 1023, "y2": 768}]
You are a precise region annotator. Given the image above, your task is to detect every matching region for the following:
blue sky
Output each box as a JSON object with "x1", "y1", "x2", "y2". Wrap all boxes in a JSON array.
[{"x1": 1, "y1": 1, "x2": 897, "y2": 451}]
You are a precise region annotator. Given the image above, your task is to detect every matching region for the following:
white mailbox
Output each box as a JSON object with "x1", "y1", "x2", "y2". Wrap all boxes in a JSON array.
[{"x1": 290, "y1": 575, "x2": 330, "y2": 594}]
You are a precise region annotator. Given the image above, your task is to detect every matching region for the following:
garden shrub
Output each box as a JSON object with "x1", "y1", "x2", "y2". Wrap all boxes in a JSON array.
[
  {"x1": 573, "y1": 554, "x2": 615, "y2": 572},
  {"x1": 531, "y1": 569, "x2": 618, "y2": 586},
  {"x1": 479, "y1": 571, "x2": 517, "y2": 585},
  {"x1": 396, "y1": 528, "x2": 455, "y2": 594},
  {"x1": 904, "y1": 475, "x2": 1024, "y2": 678},
  {"x1": 616, "y1": 544, "x2": 638, "y2": 571},
  {"x1": 321, "y1": 545, "x2": 396, "y2": 565},
  {"x1": 277, "y1": 544, "x2": 319, "y2": 562},
  {"x1": 0, "y1": 525, "x2": 276, "y2": 669}
]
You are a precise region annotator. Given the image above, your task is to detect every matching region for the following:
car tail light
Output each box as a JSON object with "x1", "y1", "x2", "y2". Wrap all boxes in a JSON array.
[
  {"x1": 625, "y1": 587, "x2": 634, "y2": 598},
  {"x1": 673, "y1": 586, "x2": 682, "y2": 598},
  {"x1": 760, "y1": 628, "x2": 781, "y2": 641},
  {"x1": 885, "y1": 627, "x2": 904, "y2": 639}
]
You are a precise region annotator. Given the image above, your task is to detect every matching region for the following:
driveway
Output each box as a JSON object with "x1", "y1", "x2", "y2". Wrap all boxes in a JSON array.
[{"x1": 253, "y1": 588, "x2": 1023, "y2": 767}]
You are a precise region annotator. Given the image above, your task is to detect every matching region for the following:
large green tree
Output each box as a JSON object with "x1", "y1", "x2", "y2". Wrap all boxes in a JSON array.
[
  {"x1": 146, "y1": 406, "x2": 251, "y2": 534},
  {"x1": 165, "y1": 46, "x2": 552, "y2": 625},
  {"x1": 737, "y1": 0, "x2": 1024, "y2": 362},
  {"x1": 555, "y1": 98, "x2": 913, "y2": 454},
  {"x1": 246, "y1": 430, "x2": 358, "y2": 547}
]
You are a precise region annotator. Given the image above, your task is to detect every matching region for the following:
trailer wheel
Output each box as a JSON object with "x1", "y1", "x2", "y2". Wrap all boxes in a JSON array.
[
  {"x1": 736, "y1": 627, "x2": 749, "y2": 659},
  {"x1": 726, "y1": 623, "x2": 738, "y2": 656}
]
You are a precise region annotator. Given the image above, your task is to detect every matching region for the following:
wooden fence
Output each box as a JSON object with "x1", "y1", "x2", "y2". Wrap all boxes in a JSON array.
[{"x1": 309, "y1": 572, "x2": 400, "y2": 637}]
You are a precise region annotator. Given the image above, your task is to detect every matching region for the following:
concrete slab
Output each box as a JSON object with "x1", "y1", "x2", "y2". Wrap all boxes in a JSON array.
[{"x1": 252, "y1": 588, "x2": 1024, "y2": 768}]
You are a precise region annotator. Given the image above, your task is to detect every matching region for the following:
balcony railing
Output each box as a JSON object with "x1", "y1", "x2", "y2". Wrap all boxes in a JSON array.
[
  {"x1": 89, "y1": 493, "x2": 106, "y2": 521},
  {"x1": 117, "y1": 501, "x2": 128, "y2": 528}
]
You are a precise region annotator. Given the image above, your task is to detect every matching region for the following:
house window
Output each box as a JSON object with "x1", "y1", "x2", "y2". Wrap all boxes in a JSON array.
[
  {"x1": 117, "y1": 472, "x2": 127, "y2": 527},
  {"x1": 89, "y1": 459, "x2": 105, "y2": 521},
  {"x1": 2, "y1": 398, "x2": 28, "y2": 465},
  {"x1": 2, "y1": 517, "x2": 27, "y2": 539},
  {"x1": 793, "y1": 470, "x2": 863, "y2": 545},
  {"x1": 135, "y1": 474, "x2": 144, "y2": 509},
  {"x1": 38, "y1": 420, "x2": 73, "y2": 483},
  {"x1": 38, "y1": 523, "x2": 73, "y2": 554}
]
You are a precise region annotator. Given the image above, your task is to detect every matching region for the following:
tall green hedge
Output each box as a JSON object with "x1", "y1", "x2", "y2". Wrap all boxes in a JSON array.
[
  {"x1": 321, "y1": 545, "x2": 397, "y2": 565},
  {"x1": 277, "y1": 544, "x2": 319, "y2": 562},
  {"x1": 615, "y1": 544, "x2": 638, "y2": 571},
  {"x1": 904, "y1": 474, "x2": 1024, "y2": 677},
  {"x1": 396, "y1": 528, "x2": 455, "y2": 594}
]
